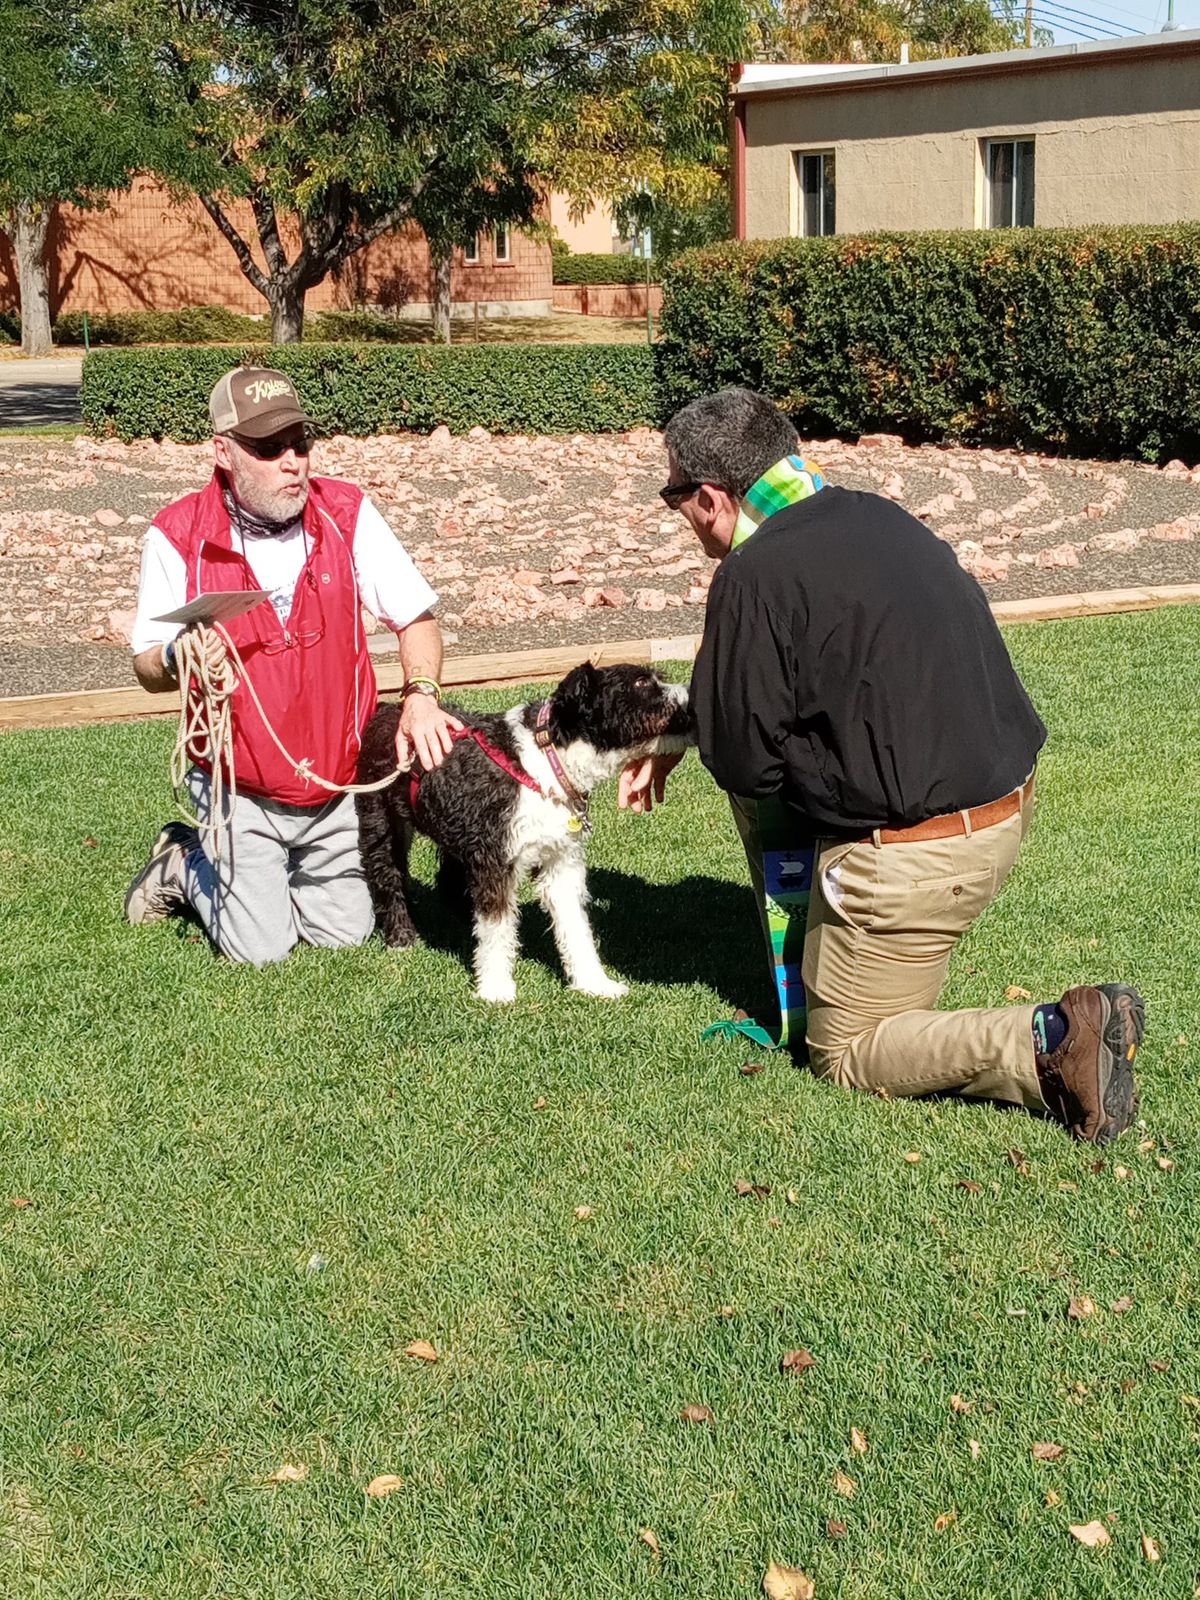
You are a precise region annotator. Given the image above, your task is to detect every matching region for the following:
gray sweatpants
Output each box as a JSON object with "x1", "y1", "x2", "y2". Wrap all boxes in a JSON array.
[{"x1": 183, "y1": 769, "x2": 374, "y2": 965}]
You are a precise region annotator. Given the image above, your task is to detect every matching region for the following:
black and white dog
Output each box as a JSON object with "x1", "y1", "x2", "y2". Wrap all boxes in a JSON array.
[{"x1": 356, "y1": 662, "x2": 692, "y2": 1003}]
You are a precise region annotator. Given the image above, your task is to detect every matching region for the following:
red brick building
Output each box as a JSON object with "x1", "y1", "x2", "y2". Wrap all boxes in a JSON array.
[{"x1": 0, "y1": 177, "x2": 554, "y2": 321}]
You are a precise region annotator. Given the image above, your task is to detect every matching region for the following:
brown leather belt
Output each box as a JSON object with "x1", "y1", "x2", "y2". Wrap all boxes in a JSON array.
[{"x1": 875, "y1": 774, "x2": 1034, "y2": 845}]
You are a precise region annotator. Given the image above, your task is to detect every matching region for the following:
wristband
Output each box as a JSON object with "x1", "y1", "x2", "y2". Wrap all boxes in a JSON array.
[
  {"x1": 401, "y1": 676, "x2": 442, "y2": 702},
  {"x1": 161, "y1": 639, "x2": 179, "y2": 679}
]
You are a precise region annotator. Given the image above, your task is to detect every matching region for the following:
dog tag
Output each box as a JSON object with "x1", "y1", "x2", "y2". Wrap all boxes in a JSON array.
[{"x1": 566, "y1": 815, "x2": 584, "y2": 835}]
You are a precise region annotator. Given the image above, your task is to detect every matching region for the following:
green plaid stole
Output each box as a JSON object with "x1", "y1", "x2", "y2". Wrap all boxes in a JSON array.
[{"x1": 701, "y1": 454, "x2": 825, "y2": 1055}]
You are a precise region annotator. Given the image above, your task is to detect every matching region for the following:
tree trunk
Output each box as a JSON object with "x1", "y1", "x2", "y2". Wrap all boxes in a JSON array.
[
  {"x1": 269, "y1": 281, "x2": 306, "y2": 344},
  {"x1": 11, "y1": 202, "x2": 53, "y2": 358},
  {"x1": 430, "y1": 245, "x2": 453, "y2": 344}
]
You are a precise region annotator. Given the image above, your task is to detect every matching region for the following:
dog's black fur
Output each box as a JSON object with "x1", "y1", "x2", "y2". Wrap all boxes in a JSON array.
[{"x1": 356, "y1": 662, "x2": 692, "y2": 1000}]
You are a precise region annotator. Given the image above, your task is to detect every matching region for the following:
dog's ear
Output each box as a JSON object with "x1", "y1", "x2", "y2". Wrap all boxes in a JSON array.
[{"x1": 549, "y1": 661, "x2": 599, "y2": 741}]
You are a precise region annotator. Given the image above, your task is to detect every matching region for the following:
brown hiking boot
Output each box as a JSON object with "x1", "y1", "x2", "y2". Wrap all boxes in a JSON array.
[
  {"x1": 1035, "y1": 984, "x2": 1144, "y2": 1144},
  {"x1": 124, "y1": 822, "x2": 197, "y2": 924}
]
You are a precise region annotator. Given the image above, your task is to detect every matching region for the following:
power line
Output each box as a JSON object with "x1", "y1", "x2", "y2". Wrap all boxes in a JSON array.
[
  {"x1": 1032, "y1": 0, "x2": 1139, "y2": 30},
  {"x1": 991, "y1": 0, "x2": 1131, "y2": 33}
]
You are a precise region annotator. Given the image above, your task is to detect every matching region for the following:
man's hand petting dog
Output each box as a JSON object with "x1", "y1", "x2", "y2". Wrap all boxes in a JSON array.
[
  {"x1": 395, "y1": 694, "x2": 463, "y2": 772},
  {"x1": 618, "y1": 750, "x2": 686, "y2": 813}
]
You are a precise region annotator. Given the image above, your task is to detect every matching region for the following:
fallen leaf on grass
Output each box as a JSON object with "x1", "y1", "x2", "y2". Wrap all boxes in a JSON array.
[
  {"x1": 850, "y1": 1426, "x2": 868, "y2": 1455},
  {"x1": 573, "y1": 1205, "x2": 593, "y2": 1219},
  {"x1": 762, "y1": 1561, "x2": 815, "y2": 1600},
  {"x1": 826, "y1": 1519, "x2": 847, "y2": 1538},
  {"x1": 639, "y1": 1528, "x2": 661, "y2": 1558},
  {"x1": 1156, "y1": 1156, "x2": 1174, "y2": 1171},
  {"x1": 717, "y1": 1304, "x2": 736, "y2": 1318},
  {"x1": 680, "y1": 1403, "x2": 713, "y2": 1424},
  {"x1": 267, "y1": 1463, "x2": 307, "y2": 1484},
  {"x1": 1113, "y1": 1165, "x2": 1130, "y2": 1180},
  {"x1": 531, "y1": 1096, "x2": 547, "y2": 1110},
  {"x1": 734, "y1": 1179, "x2": 772, "y2": 1199},
  {"x1": 1006, "y1": 1147, "x2": 1029, "y2": 1173},
  {"x1": 82, "y1": 836, "x2": 97, "y2": 848},
  {"x1": 1150, "y1": 1359, "x2": 1171, "y2": 1373},
  {"x1": 740, "y1": 1060, "x2": 765, "y2": 1076},
  {"x1": 1109, "y1": 1296, "x2": 1134, "y2": 1313},
  {"x1": 781, "y1": 1349, "x2": 816, "y2": 1375},
  {"x1": 1005, "y1": 984, "x2": 1033, "y2": 1000},
  {"x1": 832, "y1": 1470, "x2": 857, "y2": 1498},
  {"x1": 404, "y1": 1339, "x2": 438, "y2": 1362},
  {"x1": 1032, "y1": 1441, "x2": 1064, "y2": 1461},
  {"x1": 1069, "y1": 1520, "x2": 1111, "y2": 1549},
  {"x1": 1137, "y1": 1138, "x2": 1156, "y2": 1153},
  {"x1": 969, "y1": 1439, "x2": 981, "y2": 1460},
  {"x1": 364, "y1": 1474, "x2": 403, "y2": 1498},
  {"x1": 957, "y1": 1180, "x2": 981, "y2": 1195},
  {"x1": 1068, "y1": 1296, "x2": 1096, "y2": 1320},
  {"x1": 949, "y1": 1394, "x2": 973, "y2": 1414},
  {"x1": 9, "y1": 1197, "x2": 32, "y2": 1209},
  {"x1": 1045, "y1": 1490, "x2": 1061, "y2": 1507},
  {"x1": 786, "y1": 1189, "x2": 799, "y2": 1206},
  {"x1": 902, "y1": 1151, "x2": 922, "y2": 1164},
  {"x1": 933, "y1": 1512, "x2": 957, "y2": 1532},
  {"x1": 1140, "y1": 1533, "x2": 1161, "y2": 1563}
]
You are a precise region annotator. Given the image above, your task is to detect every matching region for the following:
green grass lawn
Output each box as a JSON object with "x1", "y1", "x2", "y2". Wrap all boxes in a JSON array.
[{"x1": 1, "y1": 608, "x2": 1197, "y2": 1599}]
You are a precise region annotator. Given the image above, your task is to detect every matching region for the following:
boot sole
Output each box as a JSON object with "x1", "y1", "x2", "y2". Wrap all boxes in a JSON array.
[{"x1": 1093, "y1": 983, "x2": 1145, "y2": 1145}]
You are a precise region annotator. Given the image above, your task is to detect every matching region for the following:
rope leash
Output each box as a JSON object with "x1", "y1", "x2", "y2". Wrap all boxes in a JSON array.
[{"x1": 169, "y1": 624, "x2": 404, "y2": 857}]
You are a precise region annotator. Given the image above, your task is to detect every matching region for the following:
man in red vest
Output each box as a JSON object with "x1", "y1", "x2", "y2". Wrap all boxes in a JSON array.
[{"x1": 123, "y1": 365, "x2": 460, "y2": 964}]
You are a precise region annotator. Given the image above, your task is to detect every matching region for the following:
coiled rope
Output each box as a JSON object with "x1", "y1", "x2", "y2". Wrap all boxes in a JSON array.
[{"x1": 169, "y1": 624, "x2": 404, "y2": 857}]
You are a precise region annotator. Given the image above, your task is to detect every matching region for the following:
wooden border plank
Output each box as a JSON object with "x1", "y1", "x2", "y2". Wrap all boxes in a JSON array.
[{"x1": 3, "y1": 585, "x2": 1199, "y2": 733}]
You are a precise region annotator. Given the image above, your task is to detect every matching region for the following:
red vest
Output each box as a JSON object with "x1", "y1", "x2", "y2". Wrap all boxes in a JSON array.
[{"x1": 155, "y1": 473, "x2": 378, "y2": 807}]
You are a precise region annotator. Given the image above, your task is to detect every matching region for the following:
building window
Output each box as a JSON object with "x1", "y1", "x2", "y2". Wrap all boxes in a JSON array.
[
  {"x1": 494, "y1": 226, "x2": 510, "y2": 263},
  {"x1": 794, "y1": 151, "x2": 836, "y2": 237},
  {"x1": 463, "y1": 235, "x2": 480, "y2": 264},
  {"x1": 984, "y1": 139, "x2": 1035, "y2": 228}
]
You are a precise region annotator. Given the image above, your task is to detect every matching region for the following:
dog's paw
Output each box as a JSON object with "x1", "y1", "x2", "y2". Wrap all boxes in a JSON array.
[
  {"x1": 572, "y1": 975, "x2": 629, "y2": 1000},
  {"x1": 475, "y1": 979, "x2": 517, "y2": 1004}
]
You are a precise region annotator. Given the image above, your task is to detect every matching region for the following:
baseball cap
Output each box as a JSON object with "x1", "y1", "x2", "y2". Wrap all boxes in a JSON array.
[{"x1": 208, "y1": 367, "x2": 311, "y2": 441}]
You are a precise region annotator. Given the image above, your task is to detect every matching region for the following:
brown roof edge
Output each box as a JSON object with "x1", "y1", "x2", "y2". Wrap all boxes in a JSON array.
[{"x1": 734, "y1": 31, "x2": 1200, "y2": 103}]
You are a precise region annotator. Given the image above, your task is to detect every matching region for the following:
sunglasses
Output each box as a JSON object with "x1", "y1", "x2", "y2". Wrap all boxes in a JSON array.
[
  {"x1": 232, "y1": 432, "x2": 313, "y2": 461},
  {"x1": 658, "y1": 479, "x2": 711, "y2": 510}
]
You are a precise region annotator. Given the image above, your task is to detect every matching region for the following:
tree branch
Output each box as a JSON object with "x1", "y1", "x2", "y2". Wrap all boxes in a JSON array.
[
  {"x1": 198, "y1": 194, "x2": 270, "y2": 297},
  {"x1": 249, "y1": 186, "x2": 288, "y2": 278}
]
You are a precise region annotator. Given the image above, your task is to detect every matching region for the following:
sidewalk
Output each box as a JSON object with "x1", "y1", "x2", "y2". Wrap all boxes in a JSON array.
[{"x1": 0, "y1": 356, "x2": 84, "y2": 428}]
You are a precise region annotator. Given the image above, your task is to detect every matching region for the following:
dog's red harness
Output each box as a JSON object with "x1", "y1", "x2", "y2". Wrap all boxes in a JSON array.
[{"x1": 408, "y1": 725, "x2": 547, "y2": 811}]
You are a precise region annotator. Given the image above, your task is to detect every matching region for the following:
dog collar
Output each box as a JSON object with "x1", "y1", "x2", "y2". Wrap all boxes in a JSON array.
[{"x1": 534, "y1": 701, "x2": 591, "y2": 835}]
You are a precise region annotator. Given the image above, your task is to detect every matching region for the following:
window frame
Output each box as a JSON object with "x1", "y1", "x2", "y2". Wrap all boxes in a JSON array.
[
  {"x1": 493, "y1": 225, "x2": 511, "y2": 264},
  {"x1": 462, "y1": 234, "x2": 481, "y2": 265},
  {"x1": 792, "y1": 149, "x2": 836, "y2": 239},
  {"x1": 982, "y1": 137, "x2": 1035, "y2": 230}
]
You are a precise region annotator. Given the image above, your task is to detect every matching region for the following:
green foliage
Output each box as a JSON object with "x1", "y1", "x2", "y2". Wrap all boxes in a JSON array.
[
  {"x1": 81, "y1": 343, "x2": 657, "y2": 441},
  {"x1": 1, "y1": 608, "x2": 1197, "y2": 1598},
  {"x1": 0, "y1": 0, "x2": 181, "y2": 211},
  {"x1": 552, "y1": 254, "x2": 659, "y2": 286},
  {"x1": 658, "y1": 226, "x2": 1200, "y2": 462},
  {"x1": 0, "y1": 308, "x2": 18, "y2": 343},
  {"x1": 51, "y1": 306, "x2": 262, "y2": 346},
  {"x1": 115, "y1": 0, "x2": 745, "y2": 338},
  {"x1": 756, "y1": 0, "x2": 1040, "y2": 64}
]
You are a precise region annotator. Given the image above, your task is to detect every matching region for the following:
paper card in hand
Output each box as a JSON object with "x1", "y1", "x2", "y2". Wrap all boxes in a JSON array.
[{"x1": 153, "y1": 590, "x2": 270, "y2": 626}]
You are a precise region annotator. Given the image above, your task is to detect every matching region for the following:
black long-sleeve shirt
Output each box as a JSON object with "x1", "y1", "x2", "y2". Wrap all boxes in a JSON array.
[{"x1": 690, "y1": 486, "x2": 1046, "y2": 835}]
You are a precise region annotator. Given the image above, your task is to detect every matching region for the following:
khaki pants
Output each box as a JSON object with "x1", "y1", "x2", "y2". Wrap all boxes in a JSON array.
[{"x1": 731, "y1": 785, "x2": 1043, "y2": 1109}]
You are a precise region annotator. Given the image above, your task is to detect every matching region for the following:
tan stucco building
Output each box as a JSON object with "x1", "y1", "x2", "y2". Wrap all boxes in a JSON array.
[{"x1": 732, "y1": 30, "x2": 1200, "y2": 239}]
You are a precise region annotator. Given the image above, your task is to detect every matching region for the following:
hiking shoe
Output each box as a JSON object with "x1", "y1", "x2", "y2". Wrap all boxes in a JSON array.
[
  {"x1": 124, "y1": 824, "x2": 196, "y2": 924},
  {"x1": 1036, "y1": 984, "x2": 1145, "y2": 1144}
]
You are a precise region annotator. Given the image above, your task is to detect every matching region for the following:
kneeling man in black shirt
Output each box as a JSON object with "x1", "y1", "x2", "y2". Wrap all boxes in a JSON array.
[{"x1": 621, "y1": 387, "x2": 1143, "y2": 1145}]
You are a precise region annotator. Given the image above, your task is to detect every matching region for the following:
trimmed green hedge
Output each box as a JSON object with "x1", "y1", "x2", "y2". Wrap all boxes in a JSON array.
[
  {"x1": 553, "y1": 253, "x2": 658, "y2": 286},
  {"x1": 657, "y1": 227, "x2": 1200, "y2": 461},
  {"x1": 81, "y1": 342, "x2": 657, "y2": 440},
  {"x1": 0, "y1": 305, "x2": 444, "y2": 347}
]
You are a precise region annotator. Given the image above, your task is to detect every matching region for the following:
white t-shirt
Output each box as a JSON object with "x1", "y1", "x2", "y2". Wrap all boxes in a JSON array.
[{"x1": 131, "y1": 492, "x2": 437, "y2": 654}]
